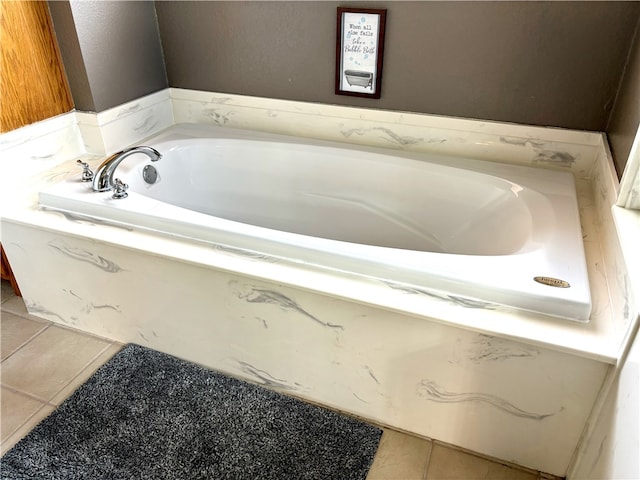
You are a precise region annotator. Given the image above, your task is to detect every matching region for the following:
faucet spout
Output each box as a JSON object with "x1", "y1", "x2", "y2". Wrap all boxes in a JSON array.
[{"x1": 92, "y1": 146, "x2": 161, "y2": 192}]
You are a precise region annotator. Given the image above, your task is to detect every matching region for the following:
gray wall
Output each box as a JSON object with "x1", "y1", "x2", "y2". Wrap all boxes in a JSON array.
[
  {"x1": 48, "y1": 1, "x2": 640, "y2": 174},
  {"x1": 155, "y1": 1, "x2": 639, "y2": 132},
  {"x1": 49, "y1": 0, "x2": 167, "y2": 112},
  {"x1": 606, "y1": 16, "x2": 640, "y2": 176}
]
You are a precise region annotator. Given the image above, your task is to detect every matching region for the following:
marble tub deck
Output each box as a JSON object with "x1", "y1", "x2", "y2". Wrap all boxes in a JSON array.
[{"x1": 1, "y1": 280, "x2": 559, "y2": 480}]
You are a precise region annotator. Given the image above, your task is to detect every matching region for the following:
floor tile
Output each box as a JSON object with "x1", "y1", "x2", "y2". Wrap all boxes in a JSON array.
[
  {"x1": 1, "y1": 403, "x2": 55, "y2": 455},
  {"x1": 1, "y1": 311, "x2": 48, "y2": 360},
  {"x1": 0, "y1": 387, "x2": 46, "y2": 442},
  {"x1": 367, "y1": 429, "x2": 432, "y2": 480},
  {"x1": 1, "y1": 325, "x2": 112, "y2": 402},
  {"x1": 50, "y1": 342, "x2": 123, "y2": 405},
  {"x1": 1, "y1": 295, "x2": 32, "y2": 318},
  {"x1": 425, "y1": 444, "x2": 537, "y2": 480},
  {"x1": 1, "y1": 294, "x2": 51, "y2": 325},
  {"x1": 1, "y1": 279, "x2": 15, "y2": 304}
]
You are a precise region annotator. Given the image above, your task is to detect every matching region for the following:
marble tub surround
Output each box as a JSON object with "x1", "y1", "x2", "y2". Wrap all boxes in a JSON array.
[
  {"x1": 588, "y1": 143, "x2": 638, "y2": 350},
  {"x1": 617, "y1": 125, "x2": 640, "y2": 210},
  {"x1": 0, "y1": 223, "x2": 611, "y2": 476},
  {"x1": 39, "y1": 124, "x2": 594, "y2": 322},
  {"x1": 171, "y1": 88, "x2": 602, "y2": 179},
  {"x1": 76, "y1": 89, "x2": 173, "y2": 156},
  {"x1": 613, "y1": 207, "x2": 640, "y2": 305},
  {"x1": 167, "y1": 89, "x2": 631, "y2": 353},
  {"x1": 2, "y1": 106, "x2": 620, "y2": 362},
  {"x1": 1, "y1": 182, "x2": 619, "y2": 363},
  {"x1": 0, "y1": 89, "x2": 635, "y2": 476},
  {"x1": 0, "y1": 90, "x2": 172, "y2": 207},
  {"x1": 0, "y1": 113, "x2": 84, "y2": 195}
]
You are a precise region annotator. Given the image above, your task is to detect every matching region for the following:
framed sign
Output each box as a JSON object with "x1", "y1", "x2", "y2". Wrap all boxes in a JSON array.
[{"x1": 335, "y1": 7, "x2": 386, "y2": 99}]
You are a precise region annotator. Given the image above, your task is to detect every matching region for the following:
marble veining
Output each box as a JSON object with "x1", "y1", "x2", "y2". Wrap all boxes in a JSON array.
[
  {"x1": 365, "y1": 366, "x2": 381, "y2": 385},
  {"x1": 133, "y1": 115, "x2": 159, "y2": 134},
  {"x1": 170, "y1": 88, "x2": 601, "y2": 180},
  {"x1": 383, "y1": 281, "x2": 498, "y2": 310},
  {"x1": 416, "y1": 379, "x2": 558, "y2": 421},
  {"x1": 464, "y1": 334, "x2": 540, "y2": 363},
  {"x1": 498, "y1": 137, "x2": 583, "y2": 171},
  {"x1": 25, "y1": 301, "x2": 67, "y2": 324},
  {"x1": 532, "y1": 150, "x2": 577, "y2": 168},
  {"x1": 235, "y1": 360, "x2": 303, "y2": 392},
  {"x1": 61, "y1": 288, "x2": 121, "y2": 315},
  {"x1": 29, "y1": 145, "x2": 64, "y2": 160},
  {"x1": 212, "y1": 244, "x2": 279, "y2": 263},
  {"x1": 48, "y1": 239, "x2": 124, "y2": 272},
  {"x1": 208, "y1": 95, "x2": 233, "y2": 104},
  {"x1": 76, "y1": 91, "x2": 173, "y2": 156},
  {"x1": 63, "y1": 288, "x2": 83, "y2": 300},
  {"x1": 137, "y1": 328, "x2": 151, "y2": 342},
  {"x1": 256, "y1": 316, "x2": 269, "y2": 329},
  {"x1": 40, "y1": 207, "x2": 135, "y2": 232},
  {"x1": 40, "y1": 170, "x2": 75, "y2": 184},
  {"x1": 499, "y1": 136, "x2": 546, "y2": 148},
  {"x1": 116, "y1": 103, "x2": 141, "y2": 118},
  {"x1": 339, "y1": 126, "x2": 424, "y2": 146},
  {"x1": 203, "y1": 108, "x2": 233, "y2": 126},
  {"x1": 230, "y1": 281, "x2": 343, "y2": 330},
  {"x1": 84, "y1": 303, "x2": 121, "y2": 313}
]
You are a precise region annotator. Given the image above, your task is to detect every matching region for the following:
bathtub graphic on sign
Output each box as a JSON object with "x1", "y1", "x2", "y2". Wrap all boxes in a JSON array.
[
  {"x1": 343, "y1": 70, "x2": 374, "y2": 89},
  {"x1": 337, "y1": 10, "x2": 384, "y2": 96}
]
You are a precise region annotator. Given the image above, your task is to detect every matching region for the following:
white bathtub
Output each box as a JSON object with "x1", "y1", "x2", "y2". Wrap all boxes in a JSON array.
[{"x1": 39, "y1": 124, "x2": 591, "y2": 321}]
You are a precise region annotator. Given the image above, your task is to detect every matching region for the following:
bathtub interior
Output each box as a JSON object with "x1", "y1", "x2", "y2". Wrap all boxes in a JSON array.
[
  {"x1": 39, "y1": 125, "x2": 592, "y2": 322},
  {"x1": 121, "y1": 139, "x2": 554, "y2": 257}
]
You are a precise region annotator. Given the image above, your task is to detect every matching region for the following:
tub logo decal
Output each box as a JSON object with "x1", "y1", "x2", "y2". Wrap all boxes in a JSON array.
[{"x1": 534, "y1": 276, "x2": 570, "y2": 288}]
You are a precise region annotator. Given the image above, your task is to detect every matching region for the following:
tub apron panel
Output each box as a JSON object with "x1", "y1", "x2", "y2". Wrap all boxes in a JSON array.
[{"x1": 2, "y1": 222, "x2": 607, "y2": 477}]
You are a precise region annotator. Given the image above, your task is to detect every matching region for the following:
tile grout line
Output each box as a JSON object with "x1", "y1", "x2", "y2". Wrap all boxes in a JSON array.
[
  {"x1": 46, "y1": 341, "x2": 120, "y2": 405},
  {"x1": 1, "y1": 304, "x2": 52, "y2": 325},
  {"x1": 0, "y1": 296, "x2": 121, "y2": 453},
  {"x1": 1, "y1": 383, "x2": 57, "y2": 407},
  {"x1": 421, "y1": 441, "x2": 434, "y2": 480},
  {"x1": 1, "y1": 343, "x2": 119, "y2": 450},
  {"x1": 0, "y1": 403, "x2": 54, "y2": 455},
  {"x1": 430, "y1": 439, "x2": 545, "y2": 478},
  {"x1": 2, "y1": 315, "x2": 117, "y2": 405},
  {"x1": 1, "y1": 324, "x2": 51, "y2": 363}
]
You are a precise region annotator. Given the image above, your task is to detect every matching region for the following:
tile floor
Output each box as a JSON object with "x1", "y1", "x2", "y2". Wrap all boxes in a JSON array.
[{"x1": 1, "y1": 279, "x2": 557, "y2": 479}]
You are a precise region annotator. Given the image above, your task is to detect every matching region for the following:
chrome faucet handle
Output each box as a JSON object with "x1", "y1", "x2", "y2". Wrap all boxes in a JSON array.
[
  {"x1": 112, "y1": 178, "x2": 129, "y2": 199},
  {"x1": 76, "y1": 160, "x2": 94, "y2": 182}
]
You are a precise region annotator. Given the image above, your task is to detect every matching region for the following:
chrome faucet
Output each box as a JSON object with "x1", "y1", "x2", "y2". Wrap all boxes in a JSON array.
[{"x1": 92, "y1": 146, "x2": 161, "y2": 193}]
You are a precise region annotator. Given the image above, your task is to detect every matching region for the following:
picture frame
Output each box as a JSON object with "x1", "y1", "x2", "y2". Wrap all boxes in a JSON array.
[{"x1": 335, "y1": 7, "x2": 387, "y2": 99}]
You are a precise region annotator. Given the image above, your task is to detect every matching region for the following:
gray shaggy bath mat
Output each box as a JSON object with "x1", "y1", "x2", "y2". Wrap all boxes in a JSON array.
[{"x1": 0, "y1": 343, "x2": 381, "y2": 480}]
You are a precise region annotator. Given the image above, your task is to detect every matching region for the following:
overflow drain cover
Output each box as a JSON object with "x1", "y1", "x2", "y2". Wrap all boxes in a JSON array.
[
  {"x1": 143, "y1": 165, "x2": 158, "y2": 184},
  {"x1": 534, "y1": 276, "x2": 570, "y2": 288}
]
